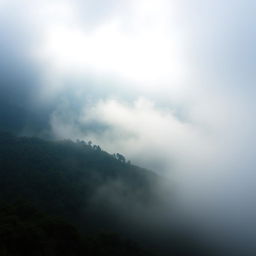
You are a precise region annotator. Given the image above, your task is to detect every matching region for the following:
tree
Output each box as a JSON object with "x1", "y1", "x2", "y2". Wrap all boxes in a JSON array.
[{"x1": 116, "y1": 153, "x2": 126, "y2": 163}]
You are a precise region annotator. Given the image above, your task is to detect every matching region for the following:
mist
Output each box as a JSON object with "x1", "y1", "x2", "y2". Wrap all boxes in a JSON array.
[{"x1": 0, "y1": 0, "x2": 256, "y2": 254}]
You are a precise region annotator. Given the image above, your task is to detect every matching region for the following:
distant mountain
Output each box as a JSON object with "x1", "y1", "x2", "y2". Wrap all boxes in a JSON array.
[{"x1": 0, "y1": 132, "x2": 212, "y2": 255}]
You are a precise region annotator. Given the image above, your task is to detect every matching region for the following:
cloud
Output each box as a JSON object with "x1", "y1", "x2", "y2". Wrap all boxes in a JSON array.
[
  {"x1": 50, "y1": 95, "x2": 254, "y2": 206},
  {"x1": 1, "y1": 0, "x2": 256, "y2": 252}
]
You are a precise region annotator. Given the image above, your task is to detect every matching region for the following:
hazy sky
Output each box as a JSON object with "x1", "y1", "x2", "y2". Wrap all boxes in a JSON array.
[{"x1": 0, "y1": 0, "x2": 256, "y2": 251}]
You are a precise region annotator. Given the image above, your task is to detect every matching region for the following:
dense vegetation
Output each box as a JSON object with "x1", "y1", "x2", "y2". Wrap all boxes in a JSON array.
[{"x1": 0, "y1": 132, "x2": 212, "y2": 255}]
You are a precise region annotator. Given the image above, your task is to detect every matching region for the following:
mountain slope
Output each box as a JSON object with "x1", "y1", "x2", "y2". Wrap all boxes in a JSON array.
[
  {"x1": 0, "y1": 131, "x2": 160, "y2": 216},
  {"x1": 0, "y1": 132, "x2": 212, "y2": 255}
]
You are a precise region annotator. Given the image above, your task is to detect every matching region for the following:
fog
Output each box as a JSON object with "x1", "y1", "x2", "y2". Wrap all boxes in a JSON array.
[{"x1": 0, "y1": 0, "x2": 256, "y2": 254}]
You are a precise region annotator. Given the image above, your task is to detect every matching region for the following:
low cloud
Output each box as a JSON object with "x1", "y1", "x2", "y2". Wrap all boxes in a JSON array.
[{"x1": 1, "y1": 0, "x2": 256, "y2": 253}]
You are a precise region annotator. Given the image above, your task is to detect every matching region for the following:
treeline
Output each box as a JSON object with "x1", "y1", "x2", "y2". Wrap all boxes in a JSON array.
[
  {"x1": 0, "y1": 132, "x2": 213, "y2": 255},
  {"x1": 0, "y1": 132, "x2": 163, "y2": 255}
]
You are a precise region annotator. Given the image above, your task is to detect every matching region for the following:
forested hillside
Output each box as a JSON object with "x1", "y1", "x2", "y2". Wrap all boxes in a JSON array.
[{"x1": 0, "y1": 132, "x2": 211, "y2": 255}]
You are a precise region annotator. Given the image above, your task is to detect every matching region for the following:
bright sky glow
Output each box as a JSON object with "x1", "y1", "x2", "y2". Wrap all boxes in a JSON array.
[{"x1": 37, "y1": 0, "x2": 189, "y2": 92}]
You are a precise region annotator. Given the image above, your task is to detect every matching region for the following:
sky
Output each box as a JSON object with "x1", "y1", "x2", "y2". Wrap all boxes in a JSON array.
[{"x1": 0, "y1": 0, "x2": 256, "y2": 253}]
